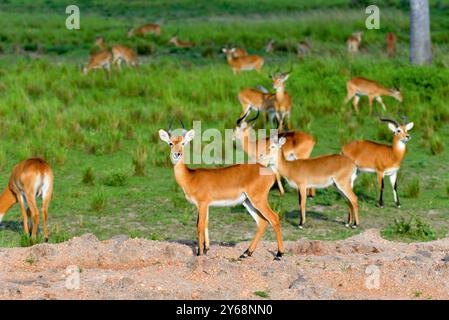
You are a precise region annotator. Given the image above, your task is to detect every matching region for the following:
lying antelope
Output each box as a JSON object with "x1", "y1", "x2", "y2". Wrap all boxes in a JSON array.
[
  {"x1": 128, "y1": 23, "x2": 161, "y2": 37},
  {"x1": 260, "y1": 137, "x2": 358, "y2": 228},
  {"x1": 159, "y1": 123, "x2": 284, "y2": 260},
  {"x1": 96, "y1": 36, "x2": 139, "y2": 70},
  {"x1": 168, "y1": 34, "x2": 194, "y2": 48},
  {"x1": 344, "y1": 77, "x2": 403, "y2": 115},
  {"x1": 237, "y1": 69, "x2": 292, "y2": 130},
  {"x1": 386, "y1": 32, "x2": 397, "y2": 58},
  {"x1": 0, "y1": 158, "x2": 53, "y2": 241},
  {"x1": 222, "y1": 48, "x2": 264, "y2": 75},
  {"x1": 234, "y1": 111, "x2": 316, "y2": 197},
  {"x1": 347, "y1": 31, "x2": 362, "y2": 54},
  {"x1": 342, "y1": 117, "x2": 413, "y2": 208},
  {"x1": 297, "y1": 39, "x2": 311, "y2": 57}
]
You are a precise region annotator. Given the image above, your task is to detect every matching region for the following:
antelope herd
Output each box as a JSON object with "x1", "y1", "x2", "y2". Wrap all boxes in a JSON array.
[{"x1": 0, "y1": 20, "x2": 411, "y2": 260}]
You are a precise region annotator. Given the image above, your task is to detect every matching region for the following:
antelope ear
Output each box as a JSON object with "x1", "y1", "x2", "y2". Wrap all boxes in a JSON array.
[
  {"x1": 159, "y1": 129, "x2": 171, "y2": 144},
  {"x1": 406, "y1": 122, "x2": 414, "y2": 131},
  {"x1": 182, "y1": 129, "x2": 195, "y2": 144},
  {"x1": 278, "y1": 137, "x2": 287, "y2": 146},
  {"x1": 240, "y1": 122, "x2": 247, "y2": 129},
  {"x1": 230, "y1": 48, "x2": 236, "y2": 52},
  {"x1": 281, "y1": 74, "x2": 290, "y2": 82},
  {"x1": 222, "y1": 48, "x2": 226, "y2": 53},
  {"x1": 387, "y1": 123, "x2": 397, "y2": 132}
]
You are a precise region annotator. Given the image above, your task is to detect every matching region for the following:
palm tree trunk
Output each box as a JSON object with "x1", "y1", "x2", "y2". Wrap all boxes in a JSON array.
[{"x1": 410, "y1": 0, "x2": 432, "y2": 65}]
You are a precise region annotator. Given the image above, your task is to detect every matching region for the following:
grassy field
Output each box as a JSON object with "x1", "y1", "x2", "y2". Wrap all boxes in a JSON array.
[{"x1": 0, "y1": 0, "x2": 448, "y2": 247}]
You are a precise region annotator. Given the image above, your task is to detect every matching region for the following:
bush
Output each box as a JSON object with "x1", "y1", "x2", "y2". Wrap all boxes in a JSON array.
[
  {"x1": 104, "y1": 170, "x2": 128, "y2": 187},
  {"x1": 405, "y1": 177, "x2": 420, "y2": 198},
  {"x1": 383, "y1": 215, "x2": 436, "y2": 241},
  {"x1": 82, "y1": 167, "x2": 95, "y2": 185},
  {"x1": 132, "y1": 144, "x2": 148, "y2": 176},
  {"x1": 91, "y1": 190, "x2": 107, "y2": 212},
  {"x1": 430, "y1": 135, "x2": 444, "y2": 155}
]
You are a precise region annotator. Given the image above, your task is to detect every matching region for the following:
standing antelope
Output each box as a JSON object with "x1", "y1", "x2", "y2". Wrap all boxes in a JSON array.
[
  {"x1": 128, "y1": 23, "x2": 161, "y2": 37},
  {"x1": 342, "y1": 117, "x2": 414, "y2": 208},
  {"x1": 234, "y1": 111, "x2": 316, "y2": 197},
  {"x1": 159, "y1": 124, "x2": 284, "y2": 260},
  {"x1": 347, "y1": 31, "x2": 362, "y2": 54},
  {"x1": 386, "y1": 32, "x2": 397, "y2": 58},
  {"x1": 260, "y1": 137, "x2": 359, "y2": 229},
  {"x1": 96, "y1": 36, "x2": 139, "y2": 70},
  {"x1": 0, "y1": 158, "x2": 53, "y2": 241},
  {"x1": 344, "y1": 77, "x2": 403, "y2": 115},
  {"x1": 222, "y1": 48, "x2": 264, "y2": 75},
  {"x1": 237, "y1": 70, "x2": 292, "y2": 130},
  {"x1": 82, "y1": 49, "x2": 112, "y2": 76},
  {"x1": 168, "y1": 33, "x2": 194, "y2": 48}
]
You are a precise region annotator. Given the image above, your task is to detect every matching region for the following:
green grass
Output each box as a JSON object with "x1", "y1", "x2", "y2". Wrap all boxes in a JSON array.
[
  {"x1": 0, "y1": 0, "x2": 447, "y2": 247},
  {"x1": 254, "y1": 291, "x2": 270, "y2": 299}
]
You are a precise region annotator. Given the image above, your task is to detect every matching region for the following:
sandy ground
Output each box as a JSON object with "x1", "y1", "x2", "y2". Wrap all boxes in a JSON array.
[{"x1": 0, "y1": 229, "x2": 449, "y2": 300}]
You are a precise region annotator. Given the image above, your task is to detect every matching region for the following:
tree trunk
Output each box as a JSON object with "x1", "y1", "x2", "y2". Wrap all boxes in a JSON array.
[{"x1": 410, "y1": 0, "x2": 432, "y2": 65}]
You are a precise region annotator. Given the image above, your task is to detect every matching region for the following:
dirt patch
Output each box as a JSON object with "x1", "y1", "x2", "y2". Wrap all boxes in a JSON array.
[{"x1": 1, "y1": 229, "x2": 449, "y2": 300}]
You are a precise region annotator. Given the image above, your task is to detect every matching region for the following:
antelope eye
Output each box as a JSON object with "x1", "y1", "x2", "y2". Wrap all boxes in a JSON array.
[{"x1": 169, "y1": 142, "x2": 174, "y2": 146}]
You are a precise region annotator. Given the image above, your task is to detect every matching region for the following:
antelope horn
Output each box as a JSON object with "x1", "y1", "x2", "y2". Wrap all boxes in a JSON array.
[
  {"x1": 236, "y1": 109, "x2": 250, "y2": 126},
  {"x1": 379, "y1": 117, "x2": 399, "y2": 127},
  {"x1": 282, "y1": 67, "x2": 293, "y2": 77},
  {"x1": 168, "y1": 119, "x2": 174, "y2": 133},
  {"x1": 178, "y1": 117, "x2": 185, "y2": 129}
]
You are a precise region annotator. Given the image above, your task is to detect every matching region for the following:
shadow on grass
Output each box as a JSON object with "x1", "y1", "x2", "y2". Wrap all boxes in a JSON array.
[
  {"x1": 0, "y1": 221, "x2": 23, "y2": 232},
  {"x1": 283, "y1": 209, "x2": 344, "y2": 227}
]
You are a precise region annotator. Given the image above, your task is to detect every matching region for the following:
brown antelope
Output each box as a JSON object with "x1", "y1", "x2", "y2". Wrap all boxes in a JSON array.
[
  {"x1": 159, "y1": 123, "x2": 284, "y2": 260},
  {"x1": 386, "y1": 32, "x2": 397, "y2": 58},
  {"x1": 128, "y1": 23, "x2": 161, "y2": 37},
  {"x1": 347, "y1": 31, "x2": 362, "y2": 54},
  {"x1": 237, "y1": 70, "x2": 292, "y2": 130},
  {"x1": 296, "y1": 39, "x2": 311, "y2": 57},
  {"x1": 342, "y1": 117, "x2": 413, "y2": 208},
  {"x1": 96, "y1": 36, "x2": 139, "y2": 70},
  {"x1": 232, "y1": 47, "x2": 248, "y2": 58},
  {"x1": 234, "y1": 111, "x2": 316, "y2": 197},
  {"x1": 82, "y1": 49, "x2": 112, "y2": 75},
  {"x1": 222, "y1": 48, "x2": 264, "y2": 75},
  {"x1": 344, "y1": 77, "x2": 403, "y2": 115},
  {"x1": 265, "y1": 40, "x2": 275, "y2": 53},
  {"x1": 260, "y1": 137, "x2": 359, "y2": 228},
  {"x1": 168, "y1": 32, "x2": 194, "y2": 48},
  {"x1": 0, "y1": 158, "x2": 53, "y2": 241}
]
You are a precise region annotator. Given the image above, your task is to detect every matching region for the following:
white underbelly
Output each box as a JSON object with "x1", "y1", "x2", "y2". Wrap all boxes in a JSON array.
[
  {"x1": 384, "y1": 168, "x2": 399, "y2": 176},
  {"x1": 241, "y1": 66, "x2": 254, "y2": 71},
  {"x1": 359, "y1": 167, "x2": 376, "y2": 173},
  {"x1": 210, "y1": 194, "x2": 246, "y2": 207},
  {"x1": 308, "y1": 179, "x2": 334, "y2": 189}
]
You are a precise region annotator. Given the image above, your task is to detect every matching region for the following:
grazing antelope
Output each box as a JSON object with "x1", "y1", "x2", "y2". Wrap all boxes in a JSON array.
[
  {"x1": 342, "y1": 117, "x2": 413, "y2": 208},
  {"x1": 265, "y1": 40, "x2": 275, "y2": 53},
  {"x1": 260, "y1": 137, "x2": 359, "y2": 228},
  {"x1": 386, "y1": 32, "x2": 397, "y2": 58},
  {"x1": 296, "y1": 39, "x2": 311, "y2": 57},
  {"x1": 0, "y1": 158, "x2": 53, "y2": 241},
  {"x1": 168, "y1": 33, "x2": 194, "y2": 48},
  {"x1": 159, "y1": 123, "x2": 284, "y2": 260},
  {"x1": 82, "y1": 50, "x2": 112, "y2": 75},
  {"x1": 222, "y1": 48, "x2": 264, "y2": 75},
  {"x1": 96, "y1": 36, "x2": 139, "y2": 70},
  {"x1": 237, "y1": 69, "x2": 292, "y2": 130},
  {"x1": 344, "y1": 77, "x2": 403, "y2": 115},
  {"x1": 347, "y1": 31, "x2": 362, "y2": 54},
  {"x1": 234, "y1": 111, "x2": 316, "y2": 197},
  {"x1": 128, "y1": 23, "x2": 161, "y2": 37}
]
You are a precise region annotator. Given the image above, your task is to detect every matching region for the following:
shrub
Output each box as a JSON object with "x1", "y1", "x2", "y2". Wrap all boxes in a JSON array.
[
  {"x1": 405, "y1": 177, "x2": 420, "y2": 198},
  {"x1": 132, "y1": 144, "x2": 148, "y2": 176},
  {"x1": 383, "y1": 215, "x2": 436, "y2": 241},
  {"x1": 91, "y1": 190, "x2": 107, "y2": 212},
  {"x1": 82, "y1": 167, "x2": 95, "y2": 185},
  {"x1": 430, "y1": 135, "x2": 444, "y2": 155},
  {"x1": 104, "y1": 170, "x2": 128, "y2": 187}
]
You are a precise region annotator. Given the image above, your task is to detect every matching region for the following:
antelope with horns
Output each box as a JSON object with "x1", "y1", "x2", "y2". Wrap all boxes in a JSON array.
[
  {"x1": 260, "y1": 136, "x2": 359, "y2": 229},
  {"x1": 347, "y1": 31, "x2": 362, "y2": 54},
  {"x1": 222, "y1": 48, "x2": 264, "y2": 75},
  {"x1": 342, "y1": 117, "x2": 414, "y2": 208},
  {"x1": 159, "y1": 122, "x2": 284, "y2": 260},
  {"x1": 386, "y1": 32, "x2": 397, "y2": 58},
  {"x1": 96, "y1": 36, "x2": 139, "y2": 70},
  {"x1": 234, "y1": 109, "x2": 316, "y2": 197},
  {"x1": 344, "y1": 77, "x2": 403, "y2": 115},
  {"x1": 237, "y1": 69, "x2": 292, "y2": 130},
  {"x1": 128, "y1": 23, "x2": 161, "y2": 37},
  {"x1": 0, "y1": 158, "x2": 53, "y2": 241}
]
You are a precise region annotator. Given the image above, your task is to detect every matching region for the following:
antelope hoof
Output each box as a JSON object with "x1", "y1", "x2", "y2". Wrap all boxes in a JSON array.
[
  {"x1": 396, "y1": 204, "x2": 401, "y2": 209},
  {"x1": 298, "y1": 225, "x2": 304, "y2": 230},
  {"x1": 44, "y1": 237, "x2": 49, "y2": 243},
  {"x1": 239, "y1": 249, "x2": 252, "y2": 259},
  {"x1": 274, "y1": 251, "x2": 283, "y2": 261},
  {"x1": 203, "y1": 248, "x2": 208, "y2": 255},
  {"x1": 376, "y1": 203, "x2": 384, "y2": 209},
  {"x1": 351, "y1": 225, "x2": 358, "y2": 229},
  {"x1": 345, "y1": 223, "x2": 350, "y2": 228}
]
